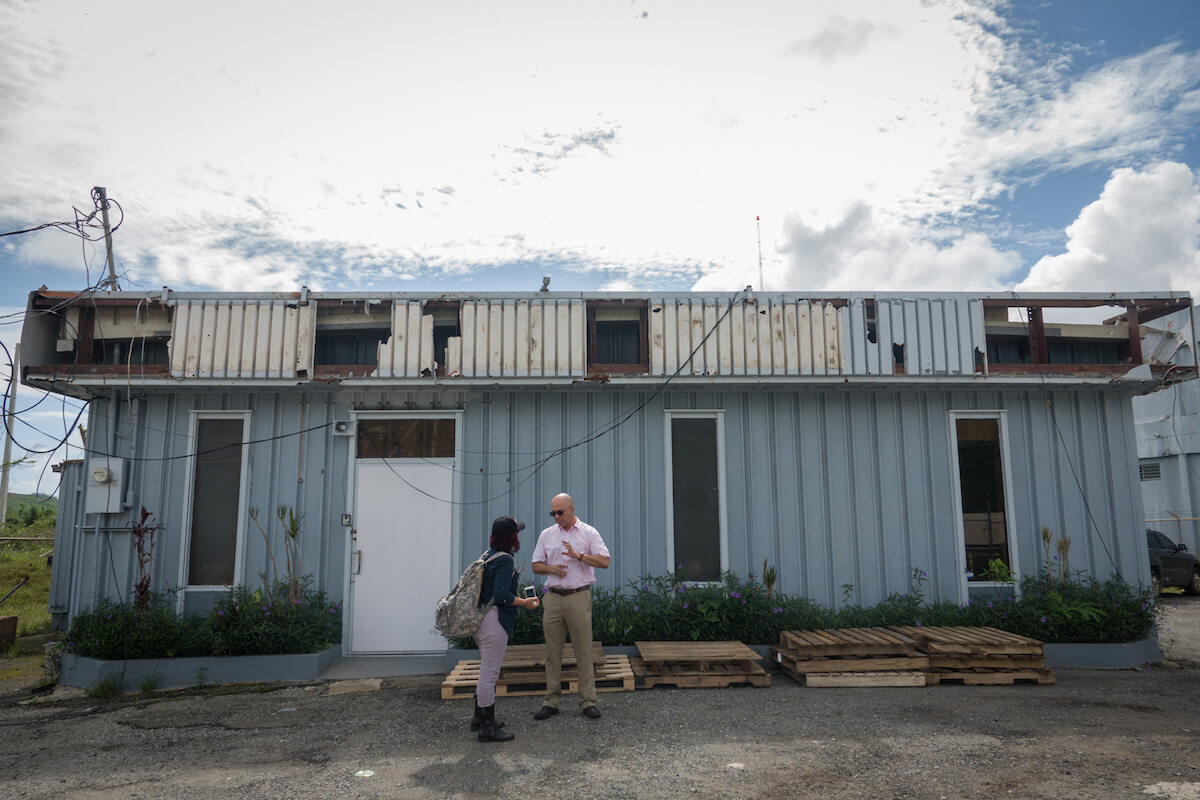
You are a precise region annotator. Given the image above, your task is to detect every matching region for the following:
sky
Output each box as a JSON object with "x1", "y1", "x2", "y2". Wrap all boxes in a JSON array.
[{"x1": 2, "y1": 0, "x2": 1200, "y2": 496}]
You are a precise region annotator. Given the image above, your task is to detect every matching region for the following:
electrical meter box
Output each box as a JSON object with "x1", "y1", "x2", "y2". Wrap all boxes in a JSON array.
[{"x1": 85, "y1": 458, "x2": 128, "y2": 515}]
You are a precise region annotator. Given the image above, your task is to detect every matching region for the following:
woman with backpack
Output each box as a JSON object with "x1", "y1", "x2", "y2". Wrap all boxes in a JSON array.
[{"x1": 473, "y1": 515, "x2": 539, "y2": 742}]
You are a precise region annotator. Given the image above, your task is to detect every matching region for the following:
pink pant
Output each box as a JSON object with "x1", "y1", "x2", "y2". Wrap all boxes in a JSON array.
[{"x1": 474, "y1": 607, "x2": 508, "y2": 707}]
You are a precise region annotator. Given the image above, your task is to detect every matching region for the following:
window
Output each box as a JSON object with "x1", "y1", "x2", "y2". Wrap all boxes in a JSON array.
[
  {"x1": 587, "y1": 301, "x2": 648, "y2": 374},
  {"x1": 186, "y1": 416, "x2": 247, "y2": 586},
  {"x1": 952, "y1": 414, "x2": 1014, "y2": 582},
  {"x1": 666, "y1": 412, "x2": 726, "y2": 582},
  {"x1": 356, "y1": 418, "x2": 456, "y2": 459},
  {"x1": 314, "y1": 328, "x2": 391, "y2": 366}
]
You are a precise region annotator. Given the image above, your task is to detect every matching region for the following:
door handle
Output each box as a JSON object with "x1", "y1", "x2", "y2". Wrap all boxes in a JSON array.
[{"x1": 352, "y1": 548, "x2": 362, "y2": 575}]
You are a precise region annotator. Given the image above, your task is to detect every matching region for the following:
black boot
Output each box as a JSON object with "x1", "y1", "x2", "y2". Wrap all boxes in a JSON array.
[
  {"x1": 471, "y1": 696, "x2": 505, "y2": 732},
  {"x1": 477, "y1": 705, "x2": 514, "y2": 742}
]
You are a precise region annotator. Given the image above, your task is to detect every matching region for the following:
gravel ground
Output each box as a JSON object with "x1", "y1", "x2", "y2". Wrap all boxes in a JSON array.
[{"x1": 1, "y1": 597, "x2": 1197, "y2": 800}]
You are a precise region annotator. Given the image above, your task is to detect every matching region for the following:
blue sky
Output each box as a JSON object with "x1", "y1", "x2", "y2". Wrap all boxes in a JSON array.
[{"x1": 2, "y1": 0, "x2": 1200, "y2": 494}]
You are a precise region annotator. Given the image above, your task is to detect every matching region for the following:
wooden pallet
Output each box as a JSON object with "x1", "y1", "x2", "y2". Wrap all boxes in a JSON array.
[
  {"x1": 441, "y1": 655, "x2": 634, "y2": 699},
  {"x1": 780, "y1": 628, "x2": 922, "y2": 658},
  {"x1": 800, "y1": 670, "x2": 927, "y2": 688},
  {"x1": 927, "y1": 654, "x2": 1046, "y2": 670},
  {"x1": 770, "y1": 646, "x2": 930, "y2": 674},
  {"x1": 889, "y1": 626, "x2": 1045, "y2": 656},
  {"x1": 632, "y1": 641, "x2": 770, "y2": 689},
  {"x1": 500, "y1": 642, "x2": 606, "y2": 668},
  {"x1": 925, "y1": 668, "x2": 1056, "y2": 686},
  {"x1": 631, "y1": 656, "x2": 771, "y2": 689}
]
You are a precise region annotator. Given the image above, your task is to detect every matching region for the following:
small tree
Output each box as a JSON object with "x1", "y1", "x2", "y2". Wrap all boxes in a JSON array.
[
  {"x1": 249, "y1": 505, "x2": 304, "y2": 604},
  {"x1": 131, "y1": 508, "x2": 165, "y2": 615}
]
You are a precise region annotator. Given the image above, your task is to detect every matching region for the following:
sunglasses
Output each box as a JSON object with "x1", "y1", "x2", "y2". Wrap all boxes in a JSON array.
[{"x1": 549, "y1": 509, "x2": 567, "y2": 517}]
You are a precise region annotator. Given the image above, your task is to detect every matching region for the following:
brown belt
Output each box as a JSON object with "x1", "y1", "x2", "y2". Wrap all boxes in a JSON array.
[{"x1": 547, "y1": 585, "x2": 590, "y2": 596}]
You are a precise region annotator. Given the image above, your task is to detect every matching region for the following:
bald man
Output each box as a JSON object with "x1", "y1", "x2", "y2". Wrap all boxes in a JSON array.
[{"x1": 530, "y1": 492, "x2": 611, "y2": 720}]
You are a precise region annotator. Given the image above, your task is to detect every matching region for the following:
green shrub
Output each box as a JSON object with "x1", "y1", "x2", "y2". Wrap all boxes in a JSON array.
[
  {"x1": 451, "y1": 566, "x2": 1157, "y2": 647},
  {"x1": 65, "y1": 579, "x2": 342, "y2": 660}
]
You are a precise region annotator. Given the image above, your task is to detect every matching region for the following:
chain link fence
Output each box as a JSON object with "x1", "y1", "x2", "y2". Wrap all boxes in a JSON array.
[{"x1": 0, "y1": 537, "x2": 54, "y2": 636}]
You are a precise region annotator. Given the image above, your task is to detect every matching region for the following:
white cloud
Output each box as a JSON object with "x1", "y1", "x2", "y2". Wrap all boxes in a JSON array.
[
  {"x1": 1017, "y1": 161, "x2": 1200, "y2": 295},
  {"x1": 694, "y1": 203, "x2": 1021, "y2": 292}
]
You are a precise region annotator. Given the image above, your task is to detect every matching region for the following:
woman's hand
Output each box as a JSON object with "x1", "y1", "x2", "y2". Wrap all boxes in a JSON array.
[{"x1": 517, "y1": 596, "x2": 540, "y2": 610}]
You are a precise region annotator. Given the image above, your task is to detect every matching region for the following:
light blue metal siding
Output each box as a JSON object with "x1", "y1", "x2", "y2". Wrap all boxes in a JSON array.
[{"x1": 48, "y1": 381, "x2": 1149, "y2": 630}]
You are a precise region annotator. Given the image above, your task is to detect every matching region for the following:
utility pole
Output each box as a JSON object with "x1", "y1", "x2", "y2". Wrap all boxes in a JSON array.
[
  {"x1": 94, "y1": 186, "x2": 119, "y2": 291},
  {"x1": 0, "y1": 343, "x2": 19, "y2": 526}
]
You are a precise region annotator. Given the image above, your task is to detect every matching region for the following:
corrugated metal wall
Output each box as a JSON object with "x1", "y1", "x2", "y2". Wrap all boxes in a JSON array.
[
  {"x1": 168, "y1": 299, "x2": 315, "y2": 379},
  {"x1": 159, "y1": 294, "x2": 987, "y2": 381},
  {"x1": 457, "y1": 385, "x2": 1146, "y2": 605},
  {"x1": 49, "y1": 382, "x2": 1148, "y2": 627},
  {"x1": 646, "y1": 296, "x2": 985, "y2": 378}
]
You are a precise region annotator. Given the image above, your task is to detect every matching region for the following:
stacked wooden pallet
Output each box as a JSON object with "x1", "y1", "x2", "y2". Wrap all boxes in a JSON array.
[
  {"x1": 890, "y1": 626, "x2": 1055, "y2": 685},
  {"x1": 441, "y1": 642, "x2": 635, "y2": 700},
  {"x1": 771, "y1": 628, "x2": 930, "y2": 687},
  {"x1": 632, "y1": 641, "x2": 771, "y2": 688}
]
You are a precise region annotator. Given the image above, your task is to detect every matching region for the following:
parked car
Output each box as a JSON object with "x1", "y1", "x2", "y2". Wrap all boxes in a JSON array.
[{"x1": 1146, "y1": 529, "x2": 1200, "y2": 595}]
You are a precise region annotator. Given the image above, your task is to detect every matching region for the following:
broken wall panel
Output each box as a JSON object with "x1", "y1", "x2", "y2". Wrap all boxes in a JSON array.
[
  {"x1": 168, "y1": 299, "x2": 314, "y2": 379},
  {"x1": 648, "y1": 297, "x2": 848, "y2": 377}
]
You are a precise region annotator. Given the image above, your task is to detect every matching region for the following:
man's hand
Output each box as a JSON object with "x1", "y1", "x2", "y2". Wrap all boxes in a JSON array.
[{"x1": 562, "y1": 540, "x2": 582, "y2": 561}]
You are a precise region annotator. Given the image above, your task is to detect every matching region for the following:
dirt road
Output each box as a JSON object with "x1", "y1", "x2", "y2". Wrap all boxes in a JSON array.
[{"x1": 0, "y1": 599, "x2": 1196, "y2": 799}]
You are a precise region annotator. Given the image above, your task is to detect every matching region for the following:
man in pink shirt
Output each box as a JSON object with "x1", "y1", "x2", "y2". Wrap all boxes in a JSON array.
[{"x1": 530, "y1": 492, "x2": 611, "y2": 720}]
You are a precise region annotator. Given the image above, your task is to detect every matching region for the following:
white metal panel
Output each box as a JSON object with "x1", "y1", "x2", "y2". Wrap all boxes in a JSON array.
[
  {"x1": 211, "y1": 302, "x2": 231, "y2": 378},
  {"x1": 501, "y1": 301, "x2": 516, "y2": 375},
  {"x1": 730, "y1": 303, "x2": 746, "y2": 375},
  {"x1": 569, "y1": 301, "x2": 585, "y2": 374},
  {"x1": 446, "y1": 336, "x2": 462, "y2": 377},
  {"x1": 487, "y1": 303, "x2": 503, "y2": 375},
  {"x1": 281, "y1": 305, "x2": 299, "y2": 378},
  {"x1": 460, "y1": 302, "x2": 476, "y2": 378},
  {"x1": 240, "y1": 302, "x2": 259, "y2": 378},
  {"x1": 407, "y1": 302, "x2": 423, "y2": 376},
  {"x1": 419, "y1": 314, "x2": 433, "y2": 375},
  {"x1": 785, "y1": 302, "x2": 801, "y2": 374},
  {"x1": 690, "y1": 301, "x2": 706, "y2": 375},
  {"x1": 197, "y1": 302, "x2": 216, "y2": 378},
  {"x1": 515, "y1": 300, "x2": 530, "y2": 376},
  {"x1": 876, "y1": 301, "x2": 894, "y2": 375},
  {"x1": 703, "y1": 301, "x2": 719, "y2": 376},
  {"x1": 475, "y1": 301, "x2": 491, "y2": 377},
  {"x1": 826, "y1": 305, "x2": 843, "y2": 373}
]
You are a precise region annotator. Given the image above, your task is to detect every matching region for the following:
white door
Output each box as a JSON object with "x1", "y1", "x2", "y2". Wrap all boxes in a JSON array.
[{"x1": 349, "y1": 416, "x2": 458, "y2": 653}]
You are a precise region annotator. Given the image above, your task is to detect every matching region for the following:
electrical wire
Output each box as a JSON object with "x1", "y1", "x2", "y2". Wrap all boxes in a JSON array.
[{"x1": 371, "y1": 289, "x2": 750, "y2": 505}]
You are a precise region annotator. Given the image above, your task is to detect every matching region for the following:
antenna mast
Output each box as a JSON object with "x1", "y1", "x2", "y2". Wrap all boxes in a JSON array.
[{"x1": 756, "y1": 215, "x2": 764, "y2": 291}]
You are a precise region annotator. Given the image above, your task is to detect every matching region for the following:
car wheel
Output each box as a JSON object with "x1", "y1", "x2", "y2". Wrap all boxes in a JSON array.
[
  {"x1": 1186, "y1": 568, "x2": 1200, "y2": 597},
  {"x1": 1152, "y1": 572, "x2": 1162, "y2": 595}
]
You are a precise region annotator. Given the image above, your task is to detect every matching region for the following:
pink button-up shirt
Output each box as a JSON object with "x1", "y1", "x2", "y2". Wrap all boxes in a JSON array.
[{"x1": 532, "y1": 518, "x2": 610, "y2": 590}]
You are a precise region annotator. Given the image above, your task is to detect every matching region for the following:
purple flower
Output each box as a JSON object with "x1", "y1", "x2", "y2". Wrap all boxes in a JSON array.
[
  {"x1": 986, "y1": 601, "x2": 994, "y2": 608},
  {"x1": 1140, "y1": 603, "x2": 1147, "y2": 611},
  {"x1": 217, "y1": 609, "x2": 224, "y2": 616},
  {"x1": 915, "y1": 621, "x2": 922, "y2": 626},
  {"x1": 261, "y1": 605, "x2": 268, "y2": 612},
  {"x1": 106, "y1": 613, "x2": 113, "y2": 620},
  {"x1": 683, "y1": 602, "x2": 689, "y2": 609},
  {"x1": 739, "y1": 581, "x2": 745, "y2": 588},
  {"x1": 741, "y1": 599, "x2": 747, "y2": 605},
  {"x1": 1040, "y1": 616, "x2": 1047, "y2": 623},
  {"x1": 633, "y1": 605, "x2": 639, "y2": 612}
]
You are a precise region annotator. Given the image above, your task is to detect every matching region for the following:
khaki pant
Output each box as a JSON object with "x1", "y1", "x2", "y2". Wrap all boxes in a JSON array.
[{"x1": 541, "y1": 589, "x2": 596, "y2": 709}]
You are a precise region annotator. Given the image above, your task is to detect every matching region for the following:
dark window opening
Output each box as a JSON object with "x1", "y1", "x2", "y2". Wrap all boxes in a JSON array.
[
  {"x1": 587, "y1": 301, "x2": 648, "y2": 374},
  {"x1": 356, "y1": 418, "x2": 456, "y2": 459},
  {"x1": 314, "y1": 328, "x2": 391, "y2": 366},
  {"x1": 987, "y1": 337, "x2": 1123, "y2": 365},
  {"x1": 671, "y1": 417, "x2": 721, "y2": 582},
  {"x1": 956, "y1": 417, "x2": 1010, "y2": 581},
  {"x1": 188, "y1": 418, "x2": 244, "y2": 586},
  {"x1": 99, "y1": 338, "x2": 170, "y2": 366}
]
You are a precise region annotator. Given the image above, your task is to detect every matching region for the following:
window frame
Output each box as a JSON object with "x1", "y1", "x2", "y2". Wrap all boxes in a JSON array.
[
  {"x1": 663, "y1": 409, "x2": 728, "y2": 583},
  {"x1": 947, "y1": 409, "x2": 1020, "y2": 602},
  {"x1": 176, "y1": 410, "x2": 252, "y2": 603},
  {"x1": 587, "y1": 300, "x2": 649, "y2": 374}
]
